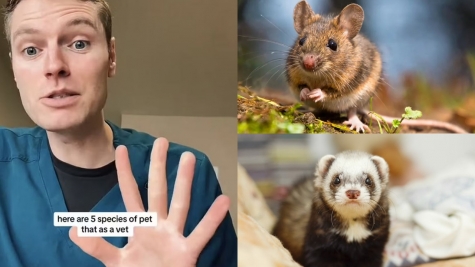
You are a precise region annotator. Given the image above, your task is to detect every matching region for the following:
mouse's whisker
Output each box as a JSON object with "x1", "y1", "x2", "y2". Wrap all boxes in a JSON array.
[
  {"x1": 238, "y1": 35, "x2": 293, "y2": 50},
  {"x1": 258, "y1": 13, "x2": 293, "y2": 39},
  {"x1": 262, "y1": 63, "x2": 288, "y2": 89},
  {"x1": 275, "y1": 68, "x2": 290, "y2": 84},
  {"x1": 239, "y1": 49, "x2": 293, "y2": 58},
  {"x1": 244, "y1": 58, "x2": 287, "y2": 86}
]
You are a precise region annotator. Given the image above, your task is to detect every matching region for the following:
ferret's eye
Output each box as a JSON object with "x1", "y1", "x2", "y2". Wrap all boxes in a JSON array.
[
  {"x1": 334, "y1": 177, "x2": 341, "y2": 185},
  {"x1": 365, "y1": 178, "x2": 372, "y2": 185},
  {"x1": 327, "y1": 39, "x2": 337, "y2": 51},
  {"x1": 299, "y1": 36, "x2": 307, "y2": 46}
]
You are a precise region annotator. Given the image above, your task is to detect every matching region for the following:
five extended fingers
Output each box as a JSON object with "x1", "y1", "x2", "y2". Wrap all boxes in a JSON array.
[{"x1": 71, "y1": 137, "x2": 230, "y2": 264}]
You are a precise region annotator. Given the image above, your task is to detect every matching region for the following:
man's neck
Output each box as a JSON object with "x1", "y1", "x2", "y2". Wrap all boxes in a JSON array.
[{"x1": 47, "y1": 120, "x2": 116, "y2": 169}]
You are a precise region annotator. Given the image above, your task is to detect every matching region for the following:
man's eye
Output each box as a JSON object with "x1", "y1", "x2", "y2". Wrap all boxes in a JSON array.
[
  {"x1": 73, "y1": 40, "x2": 89, "y2": 50},
  {"x1": 24, "y1": 47, "x2": 37, "y2": 56}
]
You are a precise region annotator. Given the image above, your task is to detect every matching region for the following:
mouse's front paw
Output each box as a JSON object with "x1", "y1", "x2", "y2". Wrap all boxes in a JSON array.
[
  {"x1": 300, "y1": 88, "x2": 311, "y2": 101},
  {"x1": 307, "y1": 88, "x2": 325, "y2": 103},
  {"x1": 343, "y1": 116, "x2": 371, "y2": 133}
]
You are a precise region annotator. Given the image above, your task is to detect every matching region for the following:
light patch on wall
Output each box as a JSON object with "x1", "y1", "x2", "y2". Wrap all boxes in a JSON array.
[{"x1": 213, "y1": 166, "x2": 218, "y2": 180}]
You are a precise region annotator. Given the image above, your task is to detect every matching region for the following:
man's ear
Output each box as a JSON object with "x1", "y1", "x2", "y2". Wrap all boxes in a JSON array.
[
  {"x1": 9, "y1": 52, "x2": 16, "y2": 82},
  {"x1": 108, "y1": 37, "x2": 117, "y2": 77}
]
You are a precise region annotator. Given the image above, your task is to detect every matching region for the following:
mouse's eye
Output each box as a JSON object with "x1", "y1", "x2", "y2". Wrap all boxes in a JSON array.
[
  {"x1": 365, "y1": 178, "x2": 372, "y2": 185},
  {"x1": 299, "y1": 36, "x2": 307, "y2": 46},
  {"x1": 327, "y1": 39, "x2": 338, "y2": 51}
]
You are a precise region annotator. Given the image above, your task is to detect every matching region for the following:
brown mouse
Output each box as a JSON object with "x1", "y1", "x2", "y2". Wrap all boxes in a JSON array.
[
  {"x1": 285, "y1": 1, "x2": 468, "y2": 134},
  {"x1": 285, "y1": 1, "x2": 382, "y2": 133}
]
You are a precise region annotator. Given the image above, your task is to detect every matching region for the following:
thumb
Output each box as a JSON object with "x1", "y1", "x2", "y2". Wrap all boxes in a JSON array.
[
  {"x1": 187, "y1": 195, "x2": 231, "y2": 253},
  {"x1": 69, "y1": 226, "x2": 121, "y2": 266}
]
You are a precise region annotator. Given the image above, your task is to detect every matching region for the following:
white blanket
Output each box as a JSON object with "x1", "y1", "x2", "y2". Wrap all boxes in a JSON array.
[{"x1": 389, "y1": 158, "x2": 475, "y2": 260}]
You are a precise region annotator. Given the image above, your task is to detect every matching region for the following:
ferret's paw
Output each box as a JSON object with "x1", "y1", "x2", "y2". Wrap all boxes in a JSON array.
[
  {"x1": 300, "y1": 88, "x2": 311, "y2": 101},
  {"x1": 308, "y1": 88, "x2": 325, "y2": 103},
  {"x1": 343, "y1": 117, "x2": 371, "y2": 133}
]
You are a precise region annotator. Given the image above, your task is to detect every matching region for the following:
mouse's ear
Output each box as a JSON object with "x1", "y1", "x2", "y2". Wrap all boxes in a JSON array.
[
  {"x1": 294, "y1": 1, "x2": 318, "y2": 34},
  {"x1": 335, "y1": 3, "x2": 364, "y2": 39}
]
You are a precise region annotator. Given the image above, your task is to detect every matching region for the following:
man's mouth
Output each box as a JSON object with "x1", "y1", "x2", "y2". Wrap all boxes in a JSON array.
[
  {"x1": 46, "y1": 90, "x2": 80, "y2": 99},
  {"x1": 50, "y1": 94, "x2": 73, "y2": 99}
]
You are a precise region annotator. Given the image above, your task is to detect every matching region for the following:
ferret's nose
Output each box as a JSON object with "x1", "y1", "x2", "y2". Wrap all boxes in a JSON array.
[{"x1": 346, "y1": 190, "x2": 360, "y2": 199}]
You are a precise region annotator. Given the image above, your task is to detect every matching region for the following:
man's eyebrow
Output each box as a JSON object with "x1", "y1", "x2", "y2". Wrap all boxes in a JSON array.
[
  {"x1": 66, "y1": 18, "x2": 98, "y2": 32},
  {"x1": 12, "y1": 18, "x2": 98, "y2": 42},
  {"x1": 12, "y1": 28, "x2": 40, "y2": 41}
]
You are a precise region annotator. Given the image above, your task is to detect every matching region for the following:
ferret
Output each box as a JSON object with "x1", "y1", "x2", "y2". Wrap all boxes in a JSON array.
[
  {"x1": 285, "y1": 1, "x2": 468, "y2": 134},
  {"x1": 273, "y1": 151, "x2": 390, "y2": 267}
]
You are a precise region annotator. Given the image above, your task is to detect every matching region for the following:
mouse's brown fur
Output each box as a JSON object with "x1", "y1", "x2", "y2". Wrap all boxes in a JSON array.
[{"x1": 286, "y1": 1, "x2": 383, "y2": 132}]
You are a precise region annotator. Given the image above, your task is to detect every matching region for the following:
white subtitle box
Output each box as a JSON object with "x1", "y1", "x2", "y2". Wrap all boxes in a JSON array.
[{"x1": 54, "y1": 212, "x2": 157, "y2": 237}]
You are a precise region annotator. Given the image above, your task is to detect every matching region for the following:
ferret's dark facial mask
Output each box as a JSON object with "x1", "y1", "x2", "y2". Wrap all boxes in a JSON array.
[{"x1": 314, "y1": 151, "x2": 389, "y2": 220}]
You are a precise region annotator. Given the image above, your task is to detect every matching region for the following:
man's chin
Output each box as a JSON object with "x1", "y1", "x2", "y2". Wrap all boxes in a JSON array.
[{"x1": 33, "y1": 118, "x2": 83, "y2": 133}]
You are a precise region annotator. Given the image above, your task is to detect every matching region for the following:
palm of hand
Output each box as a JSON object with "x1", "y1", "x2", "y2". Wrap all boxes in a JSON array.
[{"x1": 117, "y1": 225, "x2": 195, "y2": 267}]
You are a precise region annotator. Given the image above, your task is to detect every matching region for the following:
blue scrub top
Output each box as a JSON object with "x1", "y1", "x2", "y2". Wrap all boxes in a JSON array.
[{"x1": 0, "y1": 121, "x2": 237, "y2": 267}]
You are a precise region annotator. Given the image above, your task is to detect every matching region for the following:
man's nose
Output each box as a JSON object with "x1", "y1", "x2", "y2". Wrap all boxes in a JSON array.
[{"x1": 44, "y1": 46, "x2": 70, "y2": 79}]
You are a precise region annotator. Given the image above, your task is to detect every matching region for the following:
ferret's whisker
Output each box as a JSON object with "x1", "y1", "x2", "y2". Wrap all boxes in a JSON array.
[
  {"x1": 369, "y1": 199, "x2": 386, "y2": 215},
  {"x1": 371, "y1": 211, "x2": 376, "y2": 231},
  {"x1": 329, "y1": 203, "x2": 336, "y2": 229}
]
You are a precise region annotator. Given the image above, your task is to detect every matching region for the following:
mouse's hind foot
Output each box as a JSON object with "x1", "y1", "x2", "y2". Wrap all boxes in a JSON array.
[{"x1": 343, "y1": 108, "x2": 371, "y2": 133}]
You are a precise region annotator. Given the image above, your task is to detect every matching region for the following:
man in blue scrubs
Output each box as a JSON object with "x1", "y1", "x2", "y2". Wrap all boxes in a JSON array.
[{"x1": 0, "y1": 0, "x2": 237, "y2": 266}]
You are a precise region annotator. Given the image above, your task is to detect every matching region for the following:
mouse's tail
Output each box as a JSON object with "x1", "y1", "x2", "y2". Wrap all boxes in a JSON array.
[{"x1": 360, "y1": 109, "x2": 468, "y2": 134}]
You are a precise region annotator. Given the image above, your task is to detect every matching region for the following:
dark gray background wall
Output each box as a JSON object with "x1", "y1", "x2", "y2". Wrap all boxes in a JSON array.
[{"x1": 0, "y1": 0, "x2": 237, "y2": 127}]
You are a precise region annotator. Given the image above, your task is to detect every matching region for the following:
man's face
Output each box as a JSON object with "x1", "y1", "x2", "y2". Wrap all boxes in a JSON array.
[{"x1": 9, "y1": 0, "x2": 116, "y2": 132}]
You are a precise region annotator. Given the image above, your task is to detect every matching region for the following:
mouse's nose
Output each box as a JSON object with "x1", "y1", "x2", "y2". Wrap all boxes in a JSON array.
[
  {"x1": 346, "y1": 190, "x2": 360, "y2": 199},
  {"x1": 303, "y1": 54, "x2": 319, "y2": 70}
]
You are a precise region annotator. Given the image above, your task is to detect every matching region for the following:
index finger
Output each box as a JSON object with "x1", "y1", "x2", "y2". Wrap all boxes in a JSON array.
[{"x1": 115, "y1": 145, "x2": 145, "y2": 212}]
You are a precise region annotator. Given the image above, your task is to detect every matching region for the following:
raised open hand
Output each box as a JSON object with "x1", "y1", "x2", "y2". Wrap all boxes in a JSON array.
[{"x1": 69, "y1": 138, "x2": 231, "y2": 267}]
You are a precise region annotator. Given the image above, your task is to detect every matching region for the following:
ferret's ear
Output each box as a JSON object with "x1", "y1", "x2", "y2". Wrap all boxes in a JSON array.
[
  {"x1": 334, "y1": 3, "x2": 364, "y2": 40},
  {"x1": 315, "y1": 155, "x2": 336, "y2": 179},
  {"x1": 293, "y1": 1, "x2": 320, "y2": 34},
  {"x1": 371, "y1": 156, "x2": 389, "y2": 185}
]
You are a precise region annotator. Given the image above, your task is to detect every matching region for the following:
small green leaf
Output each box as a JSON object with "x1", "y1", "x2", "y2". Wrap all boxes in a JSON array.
[
  {"x1": 392, "y1": 119, "x2": 401, "y2": 128},
  {"x1": 402, "y1": 107, "x2": 422, "y2": 120}
]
